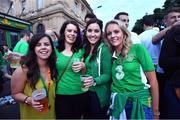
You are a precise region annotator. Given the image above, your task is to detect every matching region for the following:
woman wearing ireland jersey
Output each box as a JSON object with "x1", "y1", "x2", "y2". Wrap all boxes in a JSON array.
[{"x1": 104, "y1": 20, "x2": 159, "y2": 119}]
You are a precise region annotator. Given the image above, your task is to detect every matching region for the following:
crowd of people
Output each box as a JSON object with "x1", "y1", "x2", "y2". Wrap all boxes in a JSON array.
[{"x1": 0, "y1": 7, "x2": 180, "y2": 119}]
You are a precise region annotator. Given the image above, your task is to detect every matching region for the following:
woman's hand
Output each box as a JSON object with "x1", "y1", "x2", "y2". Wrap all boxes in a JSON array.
[
  {"x1": 83, "y1": 76, "x2": 96, "y2": 88},
  {"x1": 31, "y1": 99, "x2": 44, "y2": 112},
  {"x1": 72, "y1": 62, "x2": 85, "y2": 73}
]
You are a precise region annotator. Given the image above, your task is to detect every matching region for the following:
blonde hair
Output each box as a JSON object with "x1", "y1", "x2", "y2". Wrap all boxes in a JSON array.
[{"x1": 104, "y1": 20, "x2": 132, "y2": 58}]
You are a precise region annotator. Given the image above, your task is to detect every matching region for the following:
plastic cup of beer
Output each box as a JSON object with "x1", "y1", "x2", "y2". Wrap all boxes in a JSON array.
[
  {"x1": 72, "y1": 58, "x2": 80, "y2": 64},
  {"x1": 32, "y1": 89, "x2": 49, "y2": 112},
  {"x1": 10, "y1": 53, "x2": 22, "y2": 68},
  {"x1": 80, "y1": 74, "x2": 90, "y2": 92}
]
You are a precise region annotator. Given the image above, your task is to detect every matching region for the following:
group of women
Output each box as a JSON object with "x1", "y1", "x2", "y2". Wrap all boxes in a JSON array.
[{"x1": 11, "y1": 18, "x2": 159, "y2": 119}]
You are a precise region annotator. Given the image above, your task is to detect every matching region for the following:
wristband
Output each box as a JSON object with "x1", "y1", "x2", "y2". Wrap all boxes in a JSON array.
[
  {"x1": 24, "y1": 96, "x2": 29, "y2": 104},
  {"x1": 154, "y1": 111, "x2": 160, "y2": 116}
]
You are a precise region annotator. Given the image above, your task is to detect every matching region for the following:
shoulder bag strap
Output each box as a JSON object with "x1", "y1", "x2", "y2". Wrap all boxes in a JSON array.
[{"x1": 56, "y1": 55, "x2": 73, "y2": 86}]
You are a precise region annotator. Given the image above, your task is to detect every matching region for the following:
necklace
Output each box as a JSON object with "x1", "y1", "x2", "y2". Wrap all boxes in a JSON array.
[{"x1": 40, "y1": 68, "x2": 51, "y2": 109}]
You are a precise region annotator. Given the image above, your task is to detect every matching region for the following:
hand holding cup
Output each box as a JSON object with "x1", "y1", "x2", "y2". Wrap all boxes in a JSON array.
[
  {"x1": 72, "y1": 58, "x2": 85, "y2": 73},
  {"x1": 32, "y1": 89, "x2": 49, "y2": 112},
  {"x1": 80, "y1": 75, "x2": 94, "y2": 91}
]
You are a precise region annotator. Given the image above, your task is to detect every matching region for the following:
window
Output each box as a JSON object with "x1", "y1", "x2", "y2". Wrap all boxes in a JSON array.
[
  {"x1": 73, "y1": 1, "x2": 78, "y2": 15},
  {"x1": 10, "y1": 32, "x2": 19, "y2": 49},
  {"x1": 21, "y1": 0, "x2": 26, "y2": 14},
  {"x1": 37, "y1": 0, "x2": 43, "y2": 10},
  {"x1": 36, "y1": 24, "x2": 45, "y2": 33},
  {"x1": 0, "y1": 29, "x2": 5, "y2": 46}
]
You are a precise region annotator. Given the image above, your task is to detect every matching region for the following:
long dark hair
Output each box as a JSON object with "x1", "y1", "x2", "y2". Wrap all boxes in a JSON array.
[
  {"x1": 23, "y1": 33, "x2": 57, "y2": 89},
  {"x1": 83, "y1": 18, "x2": 103, "y2": 61},
  {"x1": 57, "y1": 20, "x2": 82, "y2": 52}
]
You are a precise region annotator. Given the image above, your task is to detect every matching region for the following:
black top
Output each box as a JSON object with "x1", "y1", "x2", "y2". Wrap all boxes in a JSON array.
[{"x1": 159, "y1": 25, "x2": 180, "y2": 87}]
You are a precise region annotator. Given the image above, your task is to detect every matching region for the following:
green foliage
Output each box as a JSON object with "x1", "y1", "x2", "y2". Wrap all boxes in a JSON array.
[{"x1": 132, "y1": 0, "x2": 180, "y2": 34}]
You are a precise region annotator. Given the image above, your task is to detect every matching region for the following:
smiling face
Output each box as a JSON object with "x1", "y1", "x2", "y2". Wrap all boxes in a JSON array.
[
  {"x1": 106, "y1": 23, "x2": 125, "y2": 51},
  {"x1": 86, "y1": 23, "x2": 101, "y2": 46},
  {"x1": 64, "y1": 23, "x2": 78, "y2": 45},
  {"x1": 35, "y1": 36, "x2": 52, "y2": 60}
]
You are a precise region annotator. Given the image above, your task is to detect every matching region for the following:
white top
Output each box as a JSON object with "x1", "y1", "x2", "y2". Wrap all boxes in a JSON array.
[
  {"x1": 130, "y1": 31, "x2": 141, "y2": 44},
  {"x1": 139, "y1": 28, "x2": 160, "y2": 65}
]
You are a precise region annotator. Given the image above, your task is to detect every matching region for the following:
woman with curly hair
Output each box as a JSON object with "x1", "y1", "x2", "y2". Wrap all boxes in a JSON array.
[
  {"x1": 11, "y1": 33, "x2": 57, "y2": 119},
  {"x1": 104, "y1": 20, "x2": 159, "y2": 119}
]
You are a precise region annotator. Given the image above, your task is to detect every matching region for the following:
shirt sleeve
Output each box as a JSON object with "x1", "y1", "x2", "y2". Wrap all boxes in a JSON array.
[
  {"x1": 135, "y1": 44, "x2": 155, "y2": 71},
  {"x1": 94, "y1": 45, "x2": 112, "y2": 85}
]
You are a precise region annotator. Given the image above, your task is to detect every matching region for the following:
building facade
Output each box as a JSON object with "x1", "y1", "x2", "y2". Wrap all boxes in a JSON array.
[
  {"x1": 0, "y1": 0, "x2": 13, "y2": 14},
  {"x1": 0, "y1": 0, "x2": 32, "y2": 49},
  {"x1": 11, "y1": 0, "x2": 92, "y2": 33}
]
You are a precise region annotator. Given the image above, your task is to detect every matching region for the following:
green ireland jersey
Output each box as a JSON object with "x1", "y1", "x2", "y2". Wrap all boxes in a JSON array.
[{"x1": 111, "y1": 44, "x2": 155, "y2": 93}]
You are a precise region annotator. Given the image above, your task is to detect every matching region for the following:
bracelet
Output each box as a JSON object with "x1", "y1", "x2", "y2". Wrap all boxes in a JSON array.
[
  {"x1": 154, "y1": 111, "x2": 160, "y2": 116},
  {"x1": 23, "y1": 96, "x2": 29, "y2": 104}
]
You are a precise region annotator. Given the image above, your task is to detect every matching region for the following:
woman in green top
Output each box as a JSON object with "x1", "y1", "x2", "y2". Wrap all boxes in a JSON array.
[
  {"x1": 83, "y1": 18, "x2": 112, "y2": 119},
  {"x1": 55, "y1": 20, "x2": 87, "y2": 119},
  {"x1": 104, "y1": 20, "x2": 159, "y2": 119},
  {"x1": 11, "y1": 33, "x2": 57, "y2": 119}
]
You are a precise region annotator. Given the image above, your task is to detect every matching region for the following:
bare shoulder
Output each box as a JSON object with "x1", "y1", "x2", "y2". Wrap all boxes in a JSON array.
[{"x1": 12, "y1": 65, "x2": 28, "y2": 81}]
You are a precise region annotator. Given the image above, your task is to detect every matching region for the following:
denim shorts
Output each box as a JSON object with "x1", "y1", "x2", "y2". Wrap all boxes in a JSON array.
[{"x1": 125, "y1": 100, "x2": 153, "y2": 119}]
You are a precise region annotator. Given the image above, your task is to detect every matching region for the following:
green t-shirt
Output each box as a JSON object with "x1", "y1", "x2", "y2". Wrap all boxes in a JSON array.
[
  {"x1": 55, "y1": 49, "x2": 85, "y2": 95},
  {"x1": 13, "y1": 39, "x2": 29, "y2": 55},
  {"x1": 111, "y1": 44, "x2": 155, "y2": 93}
]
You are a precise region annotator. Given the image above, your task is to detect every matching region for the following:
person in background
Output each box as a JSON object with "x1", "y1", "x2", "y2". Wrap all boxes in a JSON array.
[
  {"x1": 55, "y1": 20, "x2": 87, "y2": 119},
  {"x1": 114, "y1": 12, "x2": 141, "y2": 44},
  {"x1": 104, "y1": 20, "x2": 159, "y2": 119},
  {"x1": 139, "y1": 16, "x2": 160, "y2": 69},
  {"x1": 83, "y1": 18, "x2": 112, "y2": 119},
  {"x1": 152, "y1": 7, "x2": 180, "y2": 118},
  {"x1": 0, "y1": 46, "x2": 5, "y2": 93},
  {"x1": 45, "y1": 29, "x2": 59, "y2": 47},
  {"x1": 84, "y1": 13, "x2": 97, "y2": 26},
  {"x1": 0, "y1": 45, "x2": 12, "y2": 80},
  {"x1": 13, "y1": 30, "x2": 32, "y2": 56},
  {"x1": 11, "y1": 33, "x2": 57, "y2": 119},
  {"x1": 159, "y1": 24, "x2": 180, "y2": 119}
]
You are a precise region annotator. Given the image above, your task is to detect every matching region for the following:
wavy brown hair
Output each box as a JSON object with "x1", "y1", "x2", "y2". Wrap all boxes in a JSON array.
[{"x1": 104, "y1": 20, "x2": 132, "y2": 58}]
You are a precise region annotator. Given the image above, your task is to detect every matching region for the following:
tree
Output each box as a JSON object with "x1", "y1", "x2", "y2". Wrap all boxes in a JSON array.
[{"x1": 132, "y1": 0, "x2": 180, "y2": 34}]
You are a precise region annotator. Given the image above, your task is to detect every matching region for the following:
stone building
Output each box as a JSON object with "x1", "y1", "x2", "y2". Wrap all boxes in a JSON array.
[
  {"x1": 11, "y1": 0, "x2": 93, "y2": 33},
  {"x1": 0, "y1": 0, "x2": 14, "y2": 14}
]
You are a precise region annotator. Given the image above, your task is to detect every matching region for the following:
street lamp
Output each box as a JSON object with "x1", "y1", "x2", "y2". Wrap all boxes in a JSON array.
[{"x1": 93, "y1": 5, "x2": 102, "y2": 10}]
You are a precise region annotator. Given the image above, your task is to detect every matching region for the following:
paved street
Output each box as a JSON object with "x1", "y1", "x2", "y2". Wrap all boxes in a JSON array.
[{"x1": 0, "y1": 79, "x2": 20, "y2": 119}]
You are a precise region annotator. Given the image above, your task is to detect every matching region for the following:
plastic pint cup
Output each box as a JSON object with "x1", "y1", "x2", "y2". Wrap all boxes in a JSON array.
[
  {"x1": 80, "y1": 75, "x2": 90, "y2": 92},
  {"x1": 32, "y1": 89, "x2": 49, "y2": 112},
  {"x1": 10, "y1": 53, "x2": 22, "y2": 68}
]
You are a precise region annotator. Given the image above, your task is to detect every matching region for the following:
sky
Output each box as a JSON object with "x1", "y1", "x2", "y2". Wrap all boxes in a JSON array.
[{"x1": 86, "y1": 0, "x2": 166, "y2": 30}]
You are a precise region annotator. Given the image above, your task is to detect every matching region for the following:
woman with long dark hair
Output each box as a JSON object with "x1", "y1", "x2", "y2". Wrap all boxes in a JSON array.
[
  {"x1": 83, "y1": 18, "x2": 112, "y2": 119},
  {"x1": 11, "y1": 33, "x2": 57, "y2": 119},
  {"x1": 55, "y1": 20, "x2": 87, "y2": 119}
]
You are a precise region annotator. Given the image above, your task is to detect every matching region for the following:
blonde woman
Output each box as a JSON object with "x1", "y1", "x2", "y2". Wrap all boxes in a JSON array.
[{"x1": 104, "y1": 20, "x2": 159, "y2": 119}]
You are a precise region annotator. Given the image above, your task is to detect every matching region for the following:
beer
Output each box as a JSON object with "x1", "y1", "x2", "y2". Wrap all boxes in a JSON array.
[
  {"x1": 32, "y1": 89, "x2": 49, "y2": 112},
  {"x1": 10, "y1": 56, "x2": 21, "y2": 68},
  {"x1": 80, "y1": 75, "x2": 90, "y2": 92}
]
